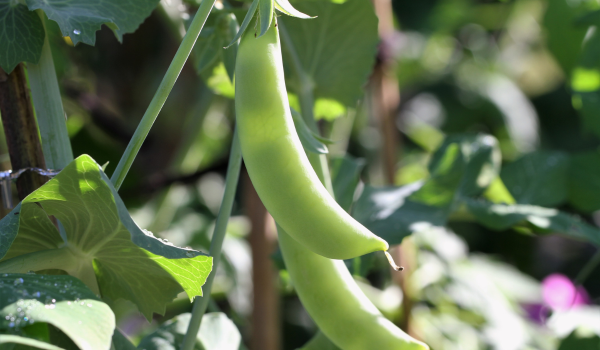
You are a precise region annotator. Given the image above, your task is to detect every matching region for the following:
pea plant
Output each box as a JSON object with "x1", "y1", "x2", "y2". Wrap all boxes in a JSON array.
[{"x1": 1, "y1": 0, "x2": 600, "y2": 349}]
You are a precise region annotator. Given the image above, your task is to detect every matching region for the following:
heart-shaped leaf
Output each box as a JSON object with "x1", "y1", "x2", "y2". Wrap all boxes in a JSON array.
[{"x1": 0, "y1": 155, "x2": 212, "y2": 319}]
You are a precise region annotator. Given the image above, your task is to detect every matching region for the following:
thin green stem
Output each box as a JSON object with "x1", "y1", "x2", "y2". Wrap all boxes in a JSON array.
[
  {"x1": 181, "y1": 129, "x2": 242, "y2": 350},
  {"x1": 110, "y1": 0, "x2": 218, "y2": 190},
  {"x1": 28, "y1": 10, "x2": 74, "y2": 170},
  {"x1": 575, "y1": 249, "x2": 600, "y2": 285}
]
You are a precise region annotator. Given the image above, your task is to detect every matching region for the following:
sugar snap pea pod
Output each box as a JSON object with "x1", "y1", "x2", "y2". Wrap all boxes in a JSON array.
[
  {"x1": 279, "y1": 228, "x2": 429, "y2": 350},
  {"x1": 234, "y1": 21, "x2": 388, "y2": 260}
]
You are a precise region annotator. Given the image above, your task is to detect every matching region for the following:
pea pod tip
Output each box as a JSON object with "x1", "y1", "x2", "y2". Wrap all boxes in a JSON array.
[{"x1": 384, "y1": 251, "x2": 404, "y2": 272}]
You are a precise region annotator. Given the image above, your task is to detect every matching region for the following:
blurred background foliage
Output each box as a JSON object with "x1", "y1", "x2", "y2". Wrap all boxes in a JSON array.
[{"x1": 2, "y1": 0, "x2": 600, "y2": 348}]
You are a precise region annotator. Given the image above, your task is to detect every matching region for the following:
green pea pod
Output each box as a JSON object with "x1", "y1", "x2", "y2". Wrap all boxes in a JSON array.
[
  {"x1": 279, "y1": 228, "x2": 429, "y2": 350},
  {"x1": 234, "y1": 22, "x2": 388, "y2": 260}
]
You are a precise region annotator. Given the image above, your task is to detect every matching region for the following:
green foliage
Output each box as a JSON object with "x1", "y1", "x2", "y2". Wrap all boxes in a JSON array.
[
  {"x1": 0, "y1": 0, "x2": 162, "y2": 72},
  {"x1": 501, "y1": 151, "x2": 570, "y2": 207},
  {"x1": 0, "y1": 1, "x2": 45, "y2": 73},
  {"x1": 558, "y1": 330, "x2": 600, "y2": 350},
  {"x1": 0, "y1": 155, "x2": 212, "y2": 319},
  {"x1": 291, "y1": 108, "x2": 328, "y2": 155},
  {"x1": 137, "y1": 312, "x2": 241, "y2": 350},
  {"x1": 280, "y1": 0, "x2": 378, "y2": 108},
  {"x1": 0, "y1": 273, "x2": 115, "y2": 350}
]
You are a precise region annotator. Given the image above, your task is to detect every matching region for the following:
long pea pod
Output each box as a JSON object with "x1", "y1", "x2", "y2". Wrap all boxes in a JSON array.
[
  {"x1": 279, "y1": 227, "x2": 429, "y2": 350},
  {"x1": 234, "y1": 21, "x2": 388, "y2": 260}
]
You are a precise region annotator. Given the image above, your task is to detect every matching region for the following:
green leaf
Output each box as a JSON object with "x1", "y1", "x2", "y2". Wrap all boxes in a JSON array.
[
  {"x1": 558, "y1": 330, "x2": 600, "y2": 350},
  {"x1": 464, "y1": 199, "x2": 600, "y2": 246},
  {"x1": 0, "y1": 335, "x2": 62, "y2": 350},
  {"x1": 330, "y1": 155, "x2": 365, "y2": 212},
  {"x1": 568, "y1": 151, "x2": 600, "y2": 213},
  {"x1": 220, "y1": 13, "x2": 239, "y2": 82},
  {"x1": 25, "y1": 0, "x2": 161, "y2": 46},
  {"x1": 500, "y1": 151, "x2": 569, "y2": 207},
  {"x1": 298, "y1": 331, "x2": 341, "y2": 350},
  {"x1": 280, "y1": 0, "x2": 378, "y2": 106},
  {"x1": 258, "y1": 0, "x2": 273, "y2": 37},
  {"x1": 0, "y1": 273, "x2": 115, "y2": 350},
  {"x1": 0, "y1": 155, "x2": 212, "y2": 319},
  {"x1": 274, "y1": 0, "x2": 312, "y2": 19},
  {"x1": 542, "y1": 0, "x2": 589, "y2": 75},
  {"x1": 0, "y1": 205, "x2": 22, "y2": 261},
  {"x1": 225, "y1": 0, "x2": 259, "y2": 48},
  {"x1": 0, "y1": 1, "x2": 45, "y2": 73},
  {"x1": 430, "y1": 134, "x2": 501, "y2": 198},
  {"x1": 353, "y1": 143, "x2": 465, "y2": 244},
  {"x1": 112, "y1": 329, "x2": 137, "y2": 350},
  {"x1": 194, "y1": 28, "x2": 221, "y2": 74},
  {"x1": 137, "y1": 312, "x2": 241, "y2": 350},
  {"x1": 290, "y1": 108, "x2": 328, "y2": 154},
  {"x1": 314, "y1": 98, "x2": 346, "y2": 121}
]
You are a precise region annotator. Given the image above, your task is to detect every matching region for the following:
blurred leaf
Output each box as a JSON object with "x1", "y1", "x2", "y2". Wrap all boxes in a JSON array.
[
  {"x1": 0, "y1": 274, "x2": 115, "y2": 350},
  {"x1": 0, "y1": 1, "x2": 45, "y2": 73},
  {"x1": 483, "y1": 177, "x2": 516, "y2": 205},
  {"x1": 558, "y1": 330, "x2": 600, "y2": 350},
  {"x1": 297, "y1": 331, "x2": 341, "y2": 350},
  {"x1": 568, "y1": 151, "x2": 600, "y2": 212},
  {"x1": 112, "y1": 329, "x2": 137, "y2": 350},
  {"x1": 330, "y1": 155, "x2": 365, "y2": 212},
  {"x1": 280, "y1": 0, "x2": 378, "y2": 107},
  {"x1": 0, "y1": 155, "x2": 212, "y2": 320},
  {"x1": 225, "y1": 0, "x2": 258, "y2": 48},
  {"x1": 0, "y1": 335, "x2": 61, "y2": 350},
  {"x1": 195, "y1": 27, "x2": 221, "y2": 74},
  {"x1": 543, "y1": 0, "x2": 588, "y2": 75},
  {"x1": 205, "y1": 63, "x2": 235, "y2": 98},
  {"x1": 430, "y1": 134, "x2": 501, "y2": 198},
  {"x1": 500, "y1": 151, "x2": 569, "y2": 207},
  {"x1": 353, "y1": 143, "x2": 465, "y2": 244},
  {"x1": 314, "y1": 98, "x2": 346, "y2": 121},
  {"x1": 27, "y1": 0, "x2": 160, "y2": 46},
  {"x1": 137, "y1": 312, "x2": 241, "y2": 350},
  {"x1": 291, "y1": 108, "x2": 328, "y2": 154},
  {"x1": 464, "y1": 199, "x2": 600, "y2": 246}
]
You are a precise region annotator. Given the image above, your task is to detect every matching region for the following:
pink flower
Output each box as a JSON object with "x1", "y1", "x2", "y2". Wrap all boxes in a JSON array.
[{"x1": 542, "y1": 274, "x2": 589, "y2": 311}]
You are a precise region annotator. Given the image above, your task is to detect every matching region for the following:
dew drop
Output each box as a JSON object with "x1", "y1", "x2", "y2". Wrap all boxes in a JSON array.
[
  {"x1": 13, "y1": 278, "x2": 23, "y2": 285},
  {"x1": 87, "y1": 303, "x2": 92, "y2": 307},
  {"x1": 185, "y1": 251, "x2": 194, "y2": 258},
  {"x1": 23, "y1": 317, "x2": 28, "y2": 322},
  {"x1": 33, "y1": 292, "x2": 41, "y2": 298},
  {"x1": 8, "y1": 322, "x2": 14, "y2": 328},
  {"x1": 73, "y1": 29, "x2": 81, "y2": 35}
]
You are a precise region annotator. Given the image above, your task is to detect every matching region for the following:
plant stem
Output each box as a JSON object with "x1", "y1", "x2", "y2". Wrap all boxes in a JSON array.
[
  {"x1": 110, "y1": 0, "x2": 217, "y2": 191},
  {"x1": 181, "y1": 129, "x2": 242, "y2": 350},
  {"x1": 27, "y1": 10, "x2": 73, "y2": 170},
  {"x1": 0, "y1": 64, "x2": 48, "y2": 200},
  {"x1": 575, "y1": 249, "x2": 600, "y2": 285}
]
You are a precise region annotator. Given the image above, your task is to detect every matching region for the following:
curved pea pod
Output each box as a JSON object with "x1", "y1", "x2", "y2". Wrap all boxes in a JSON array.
[
  {"x1": 279, "y1": 228, "x2": 429, "y2": 350},
  {"x1": 234, "y1": 22, "x2": 388, "y2": 260}
]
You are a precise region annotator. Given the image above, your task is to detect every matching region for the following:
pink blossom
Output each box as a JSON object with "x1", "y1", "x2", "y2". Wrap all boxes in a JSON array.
[{"x1": 542, "y1": 274, "x2": 589, "y2": 311}]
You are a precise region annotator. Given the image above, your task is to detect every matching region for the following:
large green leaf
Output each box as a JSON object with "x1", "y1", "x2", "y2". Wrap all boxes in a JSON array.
[
  {"x1": 353, "y1": 142, "x2": 466, "y2": 245},
  {"x1": 25, "y1": 0, "x2": 160, "y2": 46},
  {"x1": 465, "y1": 199, "x2": 600, "y2": 246},
  {"x1": 558, "y1": 330, "x2": 600, "y2": 350},
  {"x1": 0, "y1": 273, "x2": 115, "y2": 350},
  {"x1": 501, "y1": 151, "x2": 569, "y2": 207},
  {"x1": 280, "y1": 0, "x2": 378, "y2": 107},
  {"x1": 0, "y1": 0, "x2": 45, "y2": 73},
  {"x1": 0, "y1": 155, "x2": 212, "y2": 319},
  {"x1": 137, "y1": 312, "x2": 241, "y2": 350},
  {"x1": 429, "y1": 134, "x2": 501, "y2": 198}
]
